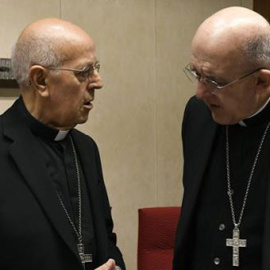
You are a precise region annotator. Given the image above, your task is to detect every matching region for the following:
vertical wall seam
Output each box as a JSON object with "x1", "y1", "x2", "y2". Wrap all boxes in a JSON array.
[
  {"x1": 59, "y1": 0, "x2": 62, "y2": 18},
  {"x1": 154, "y1": 0, "x2": 158, "y2": 206}
]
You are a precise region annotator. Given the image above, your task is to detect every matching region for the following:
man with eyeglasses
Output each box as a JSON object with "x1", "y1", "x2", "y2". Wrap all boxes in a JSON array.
[
  {"x1": 173, "y1": 6, "x2": 270, "y2": 270},
  {"x1": 0, "y1": 18, "x2": 125, "y2": 270}
]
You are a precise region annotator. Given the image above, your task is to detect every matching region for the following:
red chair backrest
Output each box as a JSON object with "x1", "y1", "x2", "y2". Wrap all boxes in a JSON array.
[{"x1": 137, "y1": 207, "x2": 181, "y2": 270}]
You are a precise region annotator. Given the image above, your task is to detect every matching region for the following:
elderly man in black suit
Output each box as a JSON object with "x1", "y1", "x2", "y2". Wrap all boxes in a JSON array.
[
  {"x1": 173, "y1": 6, "x2": 270, "y2": 270},
  {"x1": 0, "y1": 18, "x2": 125, "y2": 270}
]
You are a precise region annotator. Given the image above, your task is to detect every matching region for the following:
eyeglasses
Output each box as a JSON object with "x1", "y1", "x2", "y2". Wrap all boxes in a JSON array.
[
  {"x1": 45, "y1": 61, "x2": 101, "y2": 82},
  {"x1": 183, "y1": 65, "x2": 265, "y2": 90}
]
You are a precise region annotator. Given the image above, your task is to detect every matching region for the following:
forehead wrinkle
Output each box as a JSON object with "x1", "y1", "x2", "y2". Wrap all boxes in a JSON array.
[{"x1": 192, "y1": 26, "x2": 249, "y2": 76}]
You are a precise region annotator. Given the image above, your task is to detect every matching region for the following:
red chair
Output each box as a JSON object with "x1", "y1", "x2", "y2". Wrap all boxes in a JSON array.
[{"x1": 137, "y1": 207, "x2": 181, "y2": 270}]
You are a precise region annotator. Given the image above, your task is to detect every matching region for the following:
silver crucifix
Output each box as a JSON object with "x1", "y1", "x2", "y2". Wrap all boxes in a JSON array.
[
  {"x1": 77, "y1": 243, "x2": 92, "y2": 269},
  {"x1": 226, "y1": 227, "x2": 247, "y2": 267}
]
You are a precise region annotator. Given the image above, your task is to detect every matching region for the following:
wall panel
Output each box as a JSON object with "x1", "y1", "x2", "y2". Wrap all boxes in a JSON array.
[
  {"x1": 61, "y1": 0, "x2": 157, "y2": 268},
  {"x1": 155, "y1": 0, "x2": 246, "y2": 206},
  {"x1": 0, "y1": 0, "x2": 60, "y2": 111}
]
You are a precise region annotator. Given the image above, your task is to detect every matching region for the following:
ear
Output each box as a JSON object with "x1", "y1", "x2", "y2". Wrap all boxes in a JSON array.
[
  {"x1": 28, "y1": 65, "x2": 50, "y2": 97},
  {"x1": 255, "y1": 69, "x2": 270, "y2": 95}
]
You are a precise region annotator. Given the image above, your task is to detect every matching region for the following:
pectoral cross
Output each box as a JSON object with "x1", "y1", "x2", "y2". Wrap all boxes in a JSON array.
[
  {"x1": 226, "y1": 227, "x2": 247, "y2": 267},
  {"x1": 77, "y1": 243, "x2": 92, "y2": 269}
]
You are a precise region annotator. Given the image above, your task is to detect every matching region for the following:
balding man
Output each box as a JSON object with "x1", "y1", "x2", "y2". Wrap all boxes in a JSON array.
[
  {"x1": 173, "y1": 7, "x2": 270, "y2": 270},
  {"x1": 0, "y1": 18, "x2": 125, "y2": 270}
]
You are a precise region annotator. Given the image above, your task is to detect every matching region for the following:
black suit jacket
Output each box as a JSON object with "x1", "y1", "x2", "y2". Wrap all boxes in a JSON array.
[
  {"x1": 173, "y1": 96, "x2": 270, "y2": 270},
  {"x1": 0, "y1": 99, "x2": 125, "y2": 270}
]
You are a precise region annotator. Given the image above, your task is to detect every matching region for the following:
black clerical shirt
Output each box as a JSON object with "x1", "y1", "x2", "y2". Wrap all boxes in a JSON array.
[
  {"x1": 190, "y1": 102, "x2": 270, "y2": 269},
  {"x1": 16, "y1": 97, "x2": 96, "y2": 270}
]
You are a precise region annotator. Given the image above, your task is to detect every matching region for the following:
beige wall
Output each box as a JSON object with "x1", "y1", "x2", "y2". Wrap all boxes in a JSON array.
[{"x1": 0, "y1": 0, "x2": 253, "y2": 269}]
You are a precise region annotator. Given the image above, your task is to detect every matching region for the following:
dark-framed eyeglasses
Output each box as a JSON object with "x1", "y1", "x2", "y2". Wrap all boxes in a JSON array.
[
  {"x1": 45, "y1": 61, "x2": 101, "y2": 82},
  {"x1": 183, "y1": 64, "x2": 265, "y2": 90}
]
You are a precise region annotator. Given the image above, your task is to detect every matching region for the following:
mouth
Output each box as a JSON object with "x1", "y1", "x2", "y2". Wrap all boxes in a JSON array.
[
  {"x1": 205, "y1": 99, "x2": 220, "y2": 110},
  {"x1": 209, "y1": 103, "x2": 220, "y2": 109},
  {"x1": 83, "y1": 99, "x2": 93, "y2": 109}
]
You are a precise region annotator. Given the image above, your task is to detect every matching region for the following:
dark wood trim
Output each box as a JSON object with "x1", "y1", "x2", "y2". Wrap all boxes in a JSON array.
[
  {"x1": 0, "y1": 79, "x2": 19, "y2": 88},
  {"x1": 254, "y1": 0, "x2": 270, "y2": 21}
]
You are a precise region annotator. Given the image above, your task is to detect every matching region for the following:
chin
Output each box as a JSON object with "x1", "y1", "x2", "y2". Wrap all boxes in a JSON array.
[
  {"x1": 78, "y1": 116, "x2": 89, "y2": 124},
  {"x1": 212, "y1": 114, "x2": 237, "y2": 126}
]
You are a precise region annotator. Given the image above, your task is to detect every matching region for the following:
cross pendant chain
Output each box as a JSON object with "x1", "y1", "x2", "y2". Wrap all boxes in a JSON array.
[
  {"x1": 78, "y1": 243, "x2": 92, "y2": 269},
  {"x1": 225, "y1": 124, "x2": 270, "y2": 267},
  {"x1": 226, "y1": 227, "x2": 247, "y2": 267}
]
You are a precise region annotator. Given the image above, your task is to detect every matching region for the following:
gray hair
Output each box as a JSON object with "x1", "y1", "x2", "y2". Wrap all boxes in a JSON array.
[
  {"x1": 243, "y1": 30, "x2": 270, "y2": 69},
  {"x1": 11, "y1": 34, "x2": 63, "y2": 88}
]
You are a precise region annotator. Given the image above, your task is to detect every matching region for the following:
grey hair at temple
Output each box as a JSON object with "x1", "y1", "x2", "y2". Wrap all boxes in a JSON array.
[
  {"x1": 11, "y1": 34, "x2": 62, "y2": 88},
  {"x1": 243, "y1": 26, "x2": 270, "y2": 69}
]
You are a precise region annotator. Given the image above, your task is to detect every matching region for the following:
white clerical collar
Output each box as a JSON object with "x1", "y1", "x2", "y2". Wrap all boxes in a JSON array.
[
  {"x1": 238, "y1": 95, "x2": 270, "y2": 127},
  {"x1": 54, "y1": 130, "x2": 70, "y2": 141}
]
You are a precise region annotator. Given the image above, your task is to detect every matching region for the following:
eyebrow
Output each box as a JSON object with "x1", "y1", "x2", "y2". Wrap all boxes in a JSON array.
[
  {"x1": 77, "y1": 60, "x2": 99, "y2": 70},
  {"x1": 192, "y1": 66, "x2": 225, "y2": 83}
]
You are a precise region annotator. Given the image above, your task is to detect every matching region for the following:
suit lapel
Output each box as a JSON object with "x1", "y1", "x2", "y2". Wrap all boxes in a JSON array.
[
  {"x1": 2, "y1": 102, "x2": 82, "y2": 264},
  {"x1": 262, "y1": 173, "x2": 270, "y2": 270},
  {"x1": 184, "y1": 117, "x2": 218, "y2": 206},
  {"x1": 179, "y1": 100, "x2": 219, "y2": 260},
  {"x1": 72, "y1": 131, "x2": 108, "y2": 262}
]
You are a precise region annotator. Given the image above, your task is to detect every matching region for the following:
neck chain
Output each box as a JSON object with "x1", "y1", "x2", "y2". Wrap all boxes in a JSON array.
[
  {"x1": 55, "y1": 135, "x2": 92, "y2": 269},
  {"x1": 225, "y1": 122, "x2": 270, "y2": 267}
]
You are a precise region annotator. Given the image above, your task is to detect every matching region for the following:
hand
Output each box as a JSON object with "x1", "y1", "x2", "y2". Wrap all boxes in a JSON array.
[{"x1": 95, "y1": 259, "x2": 116, "y2": 270}]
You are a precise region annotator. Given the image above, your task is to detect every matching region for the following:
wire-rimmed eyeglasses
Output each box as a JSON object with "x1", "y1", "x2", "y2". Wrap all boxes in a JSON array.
[
  {"x1": 183, "y1": 65, "x2": 265, "y2": 90},
  {"x1": 44, "y1": 61, "x2": 101, "y2": 82}
]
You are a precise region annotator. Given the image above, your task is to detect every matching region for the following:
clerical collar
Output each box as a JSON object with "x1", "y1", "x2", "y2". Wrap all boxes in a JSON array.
[
  {"x1": 239, "y1": 96, "x2": 270, "y2": 127},
  {"x1": 17, "y1": 96, "x2": 70, "y2": 141}
]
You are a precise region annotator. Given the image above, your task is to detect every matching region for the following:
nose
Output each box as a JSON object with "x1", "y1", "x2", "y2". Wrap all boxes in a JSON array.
[
  {"x1": 88, "y1": 70, "x2": 103, "y2": 90},
  {"x1": 195, "y1": 81, "x2": 214, "y2": 99}
]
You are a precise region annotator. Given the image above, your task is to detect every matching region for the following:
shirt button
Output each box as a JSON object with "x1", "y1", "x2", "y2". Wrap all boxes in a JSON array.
[
  {"x1": 214, "y1": 257, "x2": 220, "y2": 265},
  {"x1": 219, "y1": 224, "x2": 226, "y2": 231}
]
